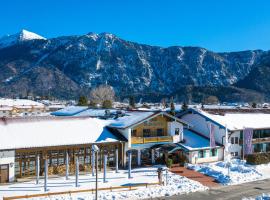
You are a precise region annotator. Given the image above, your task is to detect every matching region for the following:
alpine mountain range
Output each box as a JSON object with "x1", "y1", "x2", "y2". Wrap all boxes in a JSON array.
[{"x1": 0, "y1": 29, "x2": 269, "y2": 102}]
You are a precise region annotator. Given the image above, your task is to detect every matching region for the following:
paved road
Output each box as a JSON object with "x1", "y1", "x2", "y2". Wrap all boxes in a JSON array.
[{"x1": 151, "y1": 179, "x2": 270, "y2": 200}]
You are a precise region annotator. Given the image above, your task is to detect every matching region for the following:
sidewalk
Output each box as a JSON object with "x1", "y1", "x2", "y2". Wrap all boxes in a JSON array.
[{"x1": 170, "y1": 166, "x2": 220, "y2": 188}]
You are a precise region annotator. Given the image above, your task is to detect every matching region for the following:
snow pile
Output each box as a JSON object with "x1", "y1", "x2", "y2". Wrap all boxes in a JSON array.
[
  {"x1": 29, "y1": 171, "x2": 207, "y2": 200},
  {"x1": 0, "y1": 167, "x2": 207, "y2": 200},
  {"x1": 188, "y1": 159, "x2": 263, "y2": 185},
  {"x1": 242, "y1": 194, "x2": 270, "y2": 200}
]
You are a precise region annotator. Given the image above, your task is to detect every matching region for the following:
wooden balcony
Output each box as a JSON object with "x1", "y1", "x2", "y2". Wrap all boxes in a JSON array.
[
  {"x1": 252, "y1": 137, "x2": 270, "y2": 144},
  {"x1": 131, "y1": 136, "x2": 173, "y2": 144}
]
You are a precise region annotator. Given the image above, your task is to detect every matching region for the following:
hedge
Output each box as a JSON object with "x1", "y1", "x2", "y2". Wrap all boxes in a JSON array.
[{"x1": 246, "y1": 152, "x2": 270, "y2": 165}]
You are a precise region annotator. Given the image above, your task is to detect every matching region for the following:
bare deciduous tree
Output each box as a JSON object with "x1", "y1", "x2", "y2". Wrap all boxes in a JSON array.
[{"x1": 90, "y1": 85, "x2": 115, "y2": 104}]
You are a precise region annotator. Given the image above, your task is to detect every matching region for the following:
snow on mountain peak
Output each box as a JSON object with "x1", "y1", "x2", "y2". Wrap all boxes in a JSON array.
[
  {"x1": 0, "y1": 29, "x2": 46, "y2": 49},
  {"x1": 18, "y1": 29, "x2": 46, "y2": 41}
]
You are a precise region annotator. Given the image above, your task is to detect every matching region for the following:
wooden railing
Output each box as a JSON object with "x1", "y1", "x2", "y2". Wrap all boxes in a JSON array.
[
  {"x1": 252, "y1": 137, "x2": 270, "y2": 144},
  {"x1": 3, "y1": 183, "x2": 160, "y2": 200},
  {"x1": 131, "y1": 136, "x2": 173, "y2": 144}
]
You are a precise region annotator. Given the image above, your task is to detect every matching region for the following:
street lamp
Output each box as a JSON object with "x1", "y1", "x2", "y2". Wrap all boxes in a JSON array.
[{"x1": 92, "y1": 145, "x2": 99, "y2": 200}]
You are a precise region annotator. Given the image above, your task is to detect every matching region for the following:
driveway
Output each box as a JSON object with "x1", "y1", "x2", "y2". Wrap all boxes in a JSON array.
[{"x1": 152, "y1": 178, "x2": 270, "y2": 200}]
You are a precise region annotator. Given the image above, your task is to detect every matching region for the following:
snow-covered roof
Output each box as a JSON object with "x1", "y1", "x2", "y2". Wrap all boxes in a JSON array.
[
  {"x1": 108, "y1": 111, "x2": 189, "y2": 129},
  {"x1": 108, "y1": 111, "x2": 156, "y2": 128},
  {"x1": 0, "y1": 117, "x2": 123, "y2": 150},
  {"x1": 51, "y1": 106, "x2": 88, "y2": 116},
  {"x1": 0, "y1": 99, "x2": 44, "y2": 107},
  {"x1": 196, "y1": 109, "x2": 270, "y2": 131},
  {"x1": 180, "y1": 129, "x2": 222, "y2": 151},
  {"x1": 75, "y1": 109, "x2": 118, "y2": 117}
]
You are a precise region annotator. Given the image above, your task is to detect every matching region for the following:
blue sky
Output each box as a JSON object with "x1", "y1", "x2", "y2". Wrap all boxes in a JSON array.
[{"x1": 1, "y1": 0, "x2": 270, "y2": 52}]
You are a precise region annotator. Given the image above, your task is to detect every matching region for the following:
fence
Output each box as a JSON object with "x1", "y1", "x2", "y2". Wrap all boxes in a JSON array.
[{"x1": 3, "y1": 182, "x2": 160, "y2": 200}]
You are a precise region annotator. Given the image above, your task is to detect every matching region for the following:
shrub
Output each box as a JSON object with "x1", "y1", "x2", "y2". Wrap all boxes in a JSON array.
[
  {"x1": 166, "y1": 158, "x2": 173, "y2": 168},
  {"x1": 246, "y1": 152, "x2": 270, "y2": 165},
  {"x1": 102, "y1": 100, "x2": 112, "y2": 108}
]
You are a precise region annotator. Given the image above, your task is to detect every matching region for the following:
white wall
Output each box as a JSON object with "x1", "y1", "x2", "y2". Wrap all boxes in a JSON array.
[
  {"x1": 181, "y1": 113, "x2": 244, "y2": 159},
  {"x1": 228, "y1": 131, "x2": 242, "y2": 157},
  {"x1": 188, "y1": 148, "x2": 224, "y2": 164},
  {"x1": 0, "y1": 150, "x2": 15, "y2": 182},
  {"x1": 182, "y1": 113, "x2": 226, "y2": 144},
  {"x1": 168, "y1": 121, "x2": 183, "y2": 142},
  {"x1": 118, "y1": 128, "x2": 131, "y2": 148}
]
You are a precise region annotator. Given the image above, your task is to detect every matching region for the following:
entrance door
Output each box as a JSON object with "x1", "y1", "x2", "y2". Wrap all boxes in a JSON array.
[{"x1": 0, "y1": 164, "x2": 9, "y2": 183}]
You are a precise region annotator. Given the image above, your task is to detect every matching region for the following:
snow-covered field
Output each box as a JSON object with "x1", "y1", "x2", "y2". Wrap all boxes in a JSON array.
[
  {"x1": 188, "y1": 159, "x2": 270, "y2": 185},
  {"x1": 0, "y1": 166, "x2": 207, "y2": 200},
  {"x1": 243, "y1": 194, "x2": 270, "y2": 200}
]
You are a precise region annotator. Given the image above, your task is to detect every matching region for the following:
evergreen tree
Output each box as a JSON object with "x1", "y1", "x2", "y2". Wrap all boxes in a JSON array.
[
  {"x1": 170, "y1": 97, "x2": 175, "y2": 116},
  {"x1": 252, "y1": 102, "x2": 257, "y2": 108},
  {"x1": 181, "y1": 102, "x2": 188, "y2": 111},
  {"x1": 129, "y1": 96, "x2": 136, "y2": 108},
  {"x1": 77, "y1": 96, "x2": 88, "y2": 106}
]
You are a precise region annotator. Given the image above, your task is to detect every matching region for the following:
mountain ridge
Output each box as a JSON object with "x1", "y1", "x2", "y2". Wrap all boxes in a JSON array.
[{"x1": 0, "y1": 30, "x2": 268, "y2": 102}]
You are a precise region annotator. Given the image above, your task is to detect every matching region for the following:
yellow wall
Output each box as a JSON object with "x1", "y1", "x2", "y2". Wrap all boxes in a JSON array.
[{"x1": 131, "y1": 115, "x2": 172, "y2": 137}]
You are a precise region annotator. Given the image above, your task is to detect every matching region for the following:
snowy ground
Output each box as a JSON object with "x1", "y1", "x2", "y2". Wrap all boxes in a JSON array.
[
  {"x1": 243, "y1": 194, "x2": 270, "y2": 200},
  {"x1": 188, "y1": 159, "x2": 270, "y2": 185},
  {"x1": 0, "y1": 166, "x2": 207, "y2": 200}
]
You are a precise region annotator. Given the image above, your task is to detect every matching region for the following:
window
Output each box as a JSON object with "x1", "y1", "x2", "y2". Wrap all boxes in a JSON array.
[
  {"x1": 131, "y1": 129, "x2": 137, "y2": 137},
  {"x1": 231, "y1": 152, "x2": 239, "y2": 157},
  {"x1": 198, "y1": 150, "x2": 205, "y2": 158},
  {"x1": 143, "y1": 129, "x2": 151, "y2": 137},
  {"x1": 231, "y1": 137, "x2": 238, "y2": 144},
  {"x1": 266, "y1": 143, "x2": 270, "y2": 152},
  {"x1": 175, "y1": 128, "x2": 180, "y2": 135},
  {"x1": 210, "y1": 149, "x2": 217, "y2": 157},
  {"x1": 254, "y1": 143, "x2": 263, "y2": 153},
  {"x1": 157, "y1": 128, "x2": 164, "y2": 136},
  {"x1": 231, "y1": 137, "x2": 235, "y2": 144}
]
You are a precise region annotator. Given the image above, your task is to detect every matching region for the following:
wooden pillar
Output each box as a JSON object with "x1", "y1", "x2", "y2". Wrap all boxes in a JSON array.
[
  {"x1": 91, "y1": 146, "x2": 95, "y2": 176},
  {"x1": 19, "y1": 155, "x2": 22, "y2": 178},
  {"x1": 75, "y1": 156, "x2": 79, "y2": 187},
  {"x1": 103, "y1": 154, "x2": 108, "y2": 183},
  {"x1": 44, "y1": 157, "x2": 48, "y2": 192},
  {"x1": 65, "y1": 150, "x2": 69, "y2": 180},
  {"x1": 115, "y1": 148, "x2": 119, "y2": 173},
  {"x1": 151, "y1": 149, "x2": 155, "y2": 164},
  {"x1": 128, "y1": 151, "x2": 132, "y2": 179},
  {"x1": 137, "y1": 149, "x2": 141, "y2": 166},
  {"x1": 36, "y1": 154, "x2": 40, "y2": 184},
  {"x1": 99, "y1": 148, "x2": 102, "y2": 171}
]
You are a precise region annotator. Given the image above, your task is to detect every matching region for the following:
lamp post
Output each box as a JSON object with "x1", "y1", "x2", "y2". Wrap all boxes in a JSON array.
[{"x1": 92, "y1": 145, "x2": 99, "y2": 200}]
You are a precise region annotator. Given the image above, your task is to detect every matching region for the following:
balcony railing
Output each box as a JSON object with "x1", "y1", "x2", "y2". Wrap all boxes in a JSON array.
[
  {"x1": 252, "y1": 137, "x2": 270, "y2": 144},
  {"x1": 131, "y1": 136, "x2": 173, "y2": 144}
]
